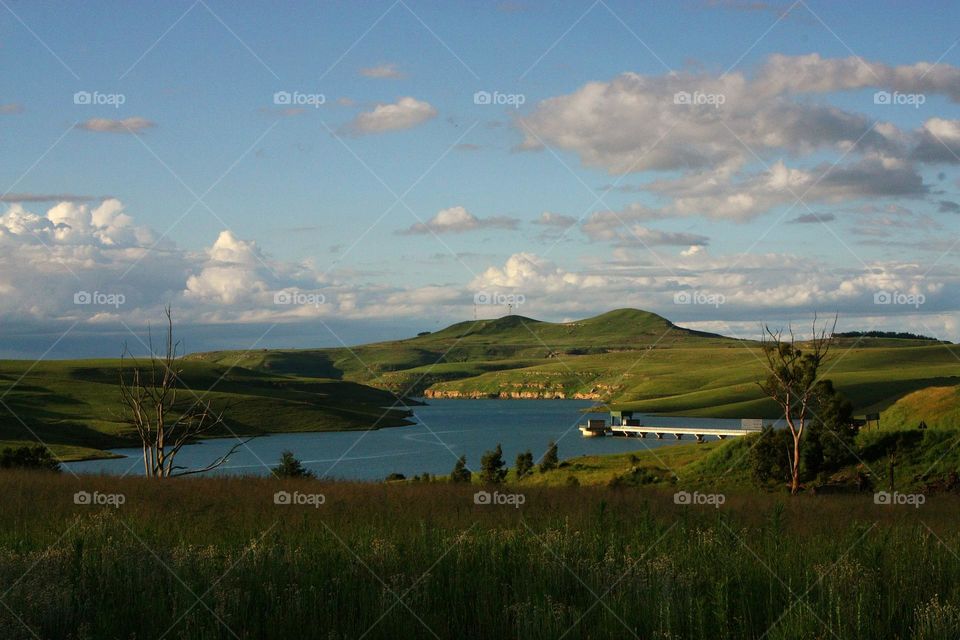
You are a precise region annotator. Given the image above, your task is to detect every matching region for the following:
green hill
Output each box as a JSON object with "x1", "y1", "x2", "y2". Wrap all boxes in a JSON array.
[
  {"x1": 0, "y1": 359, "x2": 413, "y2": 461},
  {"x1": 192, "y1": 308, "x2": 960, "y2": 417},
  {"x1": 877, "y1": 385, "x2": 960, "y2": 431},
  {"x1": 4, "y1": 308, "x2": 959, "y2": 461}
]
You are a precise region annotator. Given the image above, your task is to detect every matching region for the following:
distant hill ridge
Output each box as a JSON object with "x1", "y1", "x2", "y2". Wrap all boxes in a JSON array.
[{"x1": 189, "y1": 308, "x2": 960, "y2": 416}]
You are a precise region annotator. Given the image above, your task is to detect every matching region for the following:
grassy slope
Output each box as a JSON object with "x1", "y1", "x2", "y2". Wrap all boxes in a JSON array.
[
  {"x1": 879, "y1": 385, "x2": 960, "y2": 430},
  {"x1": 0, "y1": 359, "x2": 413, "y2": 461},
  {"x1": 193, "y1": 309, "x2": 960, "y2": 418},
  {"x1": 6, "y1": 472, "x2": 960, "y2": 639},
  {"x1": 6, "y1": 309, "x2": 958, "y2": 463},
  {"x1": 528, "y1": 391, "x2": 960, "y2": 492}
]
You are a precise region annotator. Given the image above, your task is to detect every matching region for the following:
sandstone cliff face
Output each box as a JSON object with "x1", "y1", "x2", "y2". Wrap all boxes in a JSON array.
[{"x1": 423, "y1": 382, "x2": 622, "y2": 401}]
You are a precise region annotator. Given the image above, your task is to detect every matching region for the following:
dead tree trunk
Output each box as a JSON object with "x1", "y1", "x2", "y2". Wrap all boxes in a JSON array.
[{"x1": 119, "y1": 306, "x2": 249, "y2": 477}]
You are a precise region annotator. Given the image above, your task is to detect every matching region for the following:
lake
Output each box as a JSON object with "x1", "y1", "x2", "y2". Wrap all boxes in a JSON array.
[{"x1": 65, "y1": 399, "x2": 746, "y2": 480}]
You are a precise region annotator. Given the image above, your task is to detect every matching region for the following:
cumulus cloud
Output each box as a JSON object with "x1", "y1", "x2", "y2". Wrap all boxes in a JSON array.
[
  {"x1": 754, "y1": 53, "x2": 960, "y2": 101},
  {"x1": 346, "y1": 97, "x2": 436, "y2": 135},
  {"x1": 533, "y1": 212, "x2": 577, "y2": 228},
  {"x1": 517, "y1": 53, "x2": 960, "y2": 222},
  {"x1": 1, "y1": 200, "x2": 958, "y2": 341},
  {"x1": 581, "y1": 203, "x2": 667, "y2": 240},
  {"x1": 397, "y1": 206, "x2": 518, "y2": 235},
  {"x1": 938, "y1": 200, "x2": 960, "y2": 213},
  {"x1": 621, "y1": 226, "x2": 710, "y2": 247},
  {"x1": 359, "y1": 63, "x2": 404, "y2": 79},
  {"x1": 471, "y1": 253, "x2": 607, "y2": 294},
  {"x1": 912, "y1": 118, "x2": 960, "y2": 164},
  {"x1": 647, "y1": 157, "x2": 925, "y2": 221},
  {"x1": 466, "y1": 250, "x2": 957, "y2": 338},
  {"x1": 76, "y1": 117, "x2": 156, "y2": 134},
  {"x1": 789, "y1": 212, "x2": 836, "y2": 224},
  {"x1": 517, "y1": 61, "x2": 900, "y2": 174},
  {"x1": 184, "y1": 231, "x2": 271, "y2": 305},
  {"x1": 0, "y1": 193, "x2": 109, "y2": 203}
]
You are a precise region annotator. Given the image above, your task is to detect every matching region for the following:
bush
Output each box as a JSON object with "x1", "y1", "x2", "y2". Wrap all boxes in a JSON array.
[
  {"x1": 274, "y1": 451, "x2": 315, "y2": 479},
  {"x1": 515, "y1": 450, "x2": 534, "y2": 479},
  {"x1": 749, "y1": 428, "x2": 793, "y2": 488},
  {"x1": 479, "y1": 444, "x2": 507, "y2": 484},
  {"x1": 539, "y1": 441, "x2": 559, "y2": 473},
  {"x1": 803, "y1": 381, "x2": 858, "y2": 476},
  {"x1": 0, "y1": 446, "x2": 60, "y2": 472},
  {"x1": 450, "y1": 455, "x2": 472, "y2": 483}
]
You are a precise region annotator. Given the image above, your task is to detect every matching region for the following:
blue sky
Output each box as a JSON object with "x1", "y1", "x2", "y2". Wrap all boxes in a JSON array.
[{"x1": 2, "y1": 0, "x2": 960, "y2": 356}]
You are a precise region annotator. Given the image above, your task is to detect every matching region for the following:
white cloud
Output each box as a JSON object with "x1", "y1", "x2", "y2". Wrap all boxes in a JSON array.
[
  {"x1": 647, "y1": 157, "x2": 925, "y2": 221},
  {"x1": 471, "y1": 253, "x2": 607, "y2": 294},
  {"x1": 533, "y1": 211, "x2": 577, "y2": 228},
  {"x1": 184, "y1": 231, "x2": 271, "y2": 305},
  {"x1": 347, "y1": 97, "x2": 436, "y2": 135},
  {"x1": 76, "y1": 117, "x2": 156, "y2": 133},
  {"x1": 517, "y1": 53, "x2": 960, "y2": 221},
  {"x1": 1, "y1": 197, "x2": 957, "y2": 342},
  {"x1": 359, "y1": 63, "x2": 404, "y2": 79},
  {"x1": 397, "y1": 206, "x2": 518, "y2": 235}
]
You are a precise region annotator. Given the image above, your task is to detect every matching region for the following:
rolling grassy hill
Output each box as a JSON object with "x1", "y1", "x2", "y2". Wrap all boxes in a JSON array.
[
  {"x1": 0, "y1": 359, "x2": 414, "y2": 461},
  {"x1": 877, "y1": 385, "x2": 960, "y2": 431},
  {"x1": 192, "y1": 308, "x2": 960, "y2": 418},
  {"x1": 4, "y1": 308, "x2": 958, "y2": 462}
]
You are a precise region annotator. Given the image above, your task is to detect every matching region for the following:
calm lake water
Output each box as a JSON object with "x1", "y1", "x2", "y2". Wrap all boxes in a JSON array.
[{"x1": 65, "y1": 399, "x2": 745, "y2": 480}]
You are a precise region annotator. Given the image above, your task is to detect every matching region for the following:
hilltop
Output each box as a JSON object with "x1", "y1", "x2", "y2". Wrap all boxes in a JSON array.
[
  {"x1": 3, "y1": 308, "x2": 958, "y2": 461},
  {"x1": 193, "y1": 308, "x2": 960, "y2": 417}
]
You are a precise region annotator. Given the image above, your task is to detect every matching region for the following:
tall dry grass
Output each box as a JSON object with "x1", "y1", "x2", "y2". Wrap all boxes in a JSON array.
[{"x1": 1, "y1": 471, "x2": 958, "y2": 639}]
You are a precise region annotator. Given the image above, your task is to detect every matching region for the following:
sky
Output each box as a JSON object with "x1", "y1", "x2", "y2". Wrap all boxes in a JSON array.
[{"x1": 1, "y1": 0, "x2": 960, "y2": 357}]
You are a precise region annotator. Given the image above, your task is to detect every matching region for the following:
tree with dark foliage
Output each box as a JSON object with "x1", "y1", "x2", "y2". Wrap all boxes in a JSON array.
[
  {"x1": 450, "y1": 455, "x2": 472, "y2": 483},
  {"x1": 539, "y1": 440, "x2": 559, "y2": 473},
  {"x1": 0, "y1": 446, "x2": 60, "y2": 472},
  {"x1": 479, "y1": 444, "x2": 507, "y2": 484},
  {"x1": 802, "y1": 381, "x2": 858, "y2": 477},
  {"x1": 274, "y1": 450, "x2": 315, "y2": 478},
  {"x1": 515, "y1": 450, "x2": 534, "y2": 479}
]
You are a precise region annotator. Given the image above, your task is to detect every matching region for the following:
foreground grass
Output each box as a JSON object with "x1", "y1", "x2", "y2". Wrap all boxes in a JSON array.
[{"x1": 2, "y1": 472, "x2": 960, "y2": 639}]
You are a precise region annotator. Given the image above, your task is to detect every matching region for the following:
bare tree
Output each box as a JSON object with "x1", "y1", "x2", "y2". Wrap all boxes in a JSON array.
[
  {"x1": 757, "y1": 314, "x2": 837, "y2": 494},
  {"x1": 119, "y1": 306, "x2": 249, "y2": 477}
]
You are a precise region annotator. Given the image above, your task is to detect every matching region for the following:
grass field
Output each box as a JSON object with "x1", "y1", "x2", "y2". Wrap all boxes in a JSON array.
[
  {"x1": 2, "y1": 472, "x2": 960, "y2": 639},
  {"x1": 0, "y1": 359, "x2": 413, "y2": 461}
]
